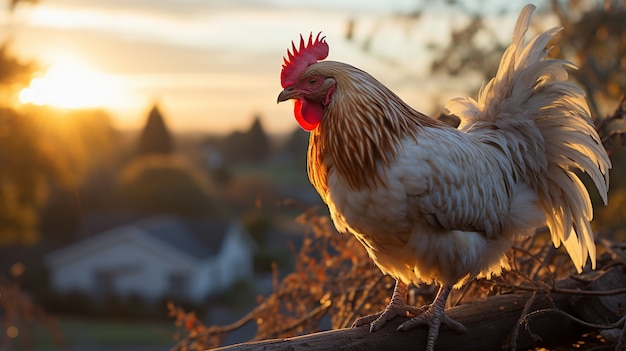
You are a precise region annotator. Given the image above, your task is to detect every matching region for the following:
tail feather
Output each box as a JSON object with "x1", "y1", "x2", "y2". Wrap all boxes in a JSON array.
[{"x1": 445, "y1": 4, "x2": 611, "y2": 272}]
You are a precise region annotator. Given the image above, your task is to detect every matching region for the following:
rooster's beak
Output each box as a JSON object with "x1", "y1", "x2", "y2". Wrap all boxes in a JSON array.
[{"x1": 277, "y1": 86, "x2": 299, "y2": 103}]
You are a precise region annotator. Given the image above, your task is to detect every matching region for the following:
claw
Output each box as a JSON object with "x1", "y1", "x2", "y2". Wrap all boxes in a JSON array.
[
  {"x1": 396, "y1": 286, "x2": 466, "y2": 351},
  {"x1": 352, "y1": 280, "x2": 415, "y2": 332},
  {"x1": 354, "y1": 282, "x2": 466, "y2": 351},
  {"x1": 352, "y1": 311, "x2": 382, "y2": 329}
]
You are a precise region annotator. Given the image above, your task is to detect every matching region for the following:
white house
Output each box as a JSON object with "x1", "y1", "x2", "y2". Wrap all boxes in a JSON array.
[{"x1": 44, "y1": 216, "x2": 256, "y2": 303}]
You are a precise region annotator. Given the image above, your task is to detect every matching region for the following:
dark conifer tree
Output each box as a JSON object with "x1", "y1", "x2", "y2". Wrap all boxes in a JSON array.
[
  {"x1": 137, "y1": 104, "x2": 173, "y2": 156},
  {"x1": 245, "y1": 116, "x2": 271, "y2": 161}
]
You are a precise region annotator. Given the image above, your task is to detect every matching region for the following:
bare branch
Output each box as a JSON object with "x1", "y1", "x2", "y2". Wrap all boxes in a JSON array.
[{"x1": 523, "y1": 308, "x2": 626, "y2": 331}]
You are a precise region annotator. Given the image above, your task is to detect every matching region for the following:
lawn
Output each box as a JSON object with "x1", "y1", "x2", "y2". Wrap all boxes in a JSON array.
[{"x1": 21, "y1": 317, "x2": 175, "y2": 351}]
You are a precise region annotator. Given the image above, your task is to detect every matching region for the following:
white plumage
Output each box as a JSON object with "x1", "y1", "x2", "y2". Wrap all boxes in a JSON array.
[
  {"x1": 446, "y1": 7, "x2": 610, "y2": 273},
  {"x1": 277, "y1": 5, "x2": 610, "y2": 351}
]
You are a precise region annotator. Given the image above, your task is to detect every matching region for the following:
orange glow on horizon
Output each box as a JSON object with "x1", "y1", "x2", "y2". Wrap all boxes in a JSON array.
[{"x1": 19, "y1": 56, "x2": 121, "y2": 109}]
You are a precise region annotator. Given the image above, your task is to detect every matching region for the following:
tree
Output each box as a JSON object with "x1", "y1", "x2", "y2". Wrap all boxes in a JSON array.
[
  {"x1": 118, "y1": 155, "x2": 220, "y2": 217},
  {"x1": 0, "y1": 48, "x2": 119, "y2": 245},
  {"x1": 36, "y1": 107, "x2": 119, "y2": 241},
  {"x1": 1, "y1": 2, "x2": 96, "y2": 349},
  {"x1": 137, "y1": 104, "x2": 174, "y2": 156},
  {"x1": 0, "y1": 43, "x2": 39, "y2": 244},
  {"x1": 551, "y1": 0, "x2": 626, "y2": 118},
  {"x1": 245, "y1": 116, "x2": 271, "y2": 161},
  {"x1": 222, "y1": 115, "x2": 271, "y2": 163},
  {"x1": 0, "y1": 108, "x2": 46, "y2": 245}
]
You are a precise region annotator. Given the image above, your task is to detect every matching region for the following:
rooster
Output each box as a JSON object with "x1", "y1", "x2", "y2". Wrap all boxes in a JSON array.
[{"x1": 277, "y1": 5, "x2": 610, "y2": 351}]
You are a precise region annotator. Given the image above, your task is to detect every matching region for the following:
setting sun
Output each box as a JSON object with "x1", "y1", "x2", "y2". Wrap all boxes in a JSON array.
[{"x1": 19, "y1": 57, "x2": 120, "y2": 109}]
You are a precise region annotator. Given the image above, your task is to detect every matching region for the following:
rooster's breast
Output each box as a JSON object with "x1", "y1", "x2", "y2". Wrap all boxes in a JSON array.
[
  {"x1": 320, "y1": 130, "x2": 533, "y2": 286},
  {"x1": 323, "y1": 133, "x2": 439, "y2": 241}
]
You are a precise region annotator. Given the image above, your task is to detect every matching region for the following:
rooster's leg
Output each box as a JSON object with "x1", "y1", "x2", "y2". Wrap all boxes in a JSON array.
[
  {"x1": 397, "y1": 285, "x2": 467, "y2": 351},
  {"x1": 352, "y1": 280, "x2": 422, "y2": 332}
]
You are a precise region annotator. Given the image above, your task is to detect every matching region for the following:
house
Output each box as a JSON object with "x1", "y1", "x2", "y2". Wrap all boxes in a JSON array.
[{"x1": 44, "y1": 215, "x2": 256, "y2": 303}]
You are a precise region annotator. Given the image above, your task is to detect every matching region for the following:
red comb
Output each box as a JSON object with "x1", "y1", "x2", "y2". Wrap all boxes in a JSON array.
[{"x1": 280, "y1": 32, "x2": 329, "y2": 88}]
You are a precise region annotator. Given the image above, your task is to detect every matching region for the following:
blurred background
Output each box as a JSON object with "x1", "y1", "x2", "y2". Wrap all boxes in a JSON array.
[{"x1": 1, "y1": 0, "x2": 625, "y2": 350}]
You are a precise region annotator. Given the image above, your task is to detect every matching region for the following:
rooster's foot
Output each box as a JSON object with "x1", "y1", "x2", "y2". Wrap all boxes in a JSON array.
[
  {"x1": 352, "y1": 301, "x2": 422, "y2": 332},
  {"x1": 397, "y1": 286, "x2": 467, "y2": 351},
  {"x1": 352, "y1": 280, "x2": 421, "y2": 332}
]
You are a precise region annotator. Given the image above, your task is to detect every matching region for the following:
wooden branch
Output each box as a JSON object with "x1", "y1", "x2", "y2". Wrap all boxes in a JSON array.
[{"x1": 211, "y1": 266, "x2": 626, "y2": 351}]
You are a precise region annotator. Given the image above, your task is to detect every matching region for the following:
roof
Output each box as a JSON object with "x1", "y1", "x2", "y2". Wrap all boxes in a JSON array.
[
  {"x1": 45, "y1": 215, "x2": 239, "y2": 267},
  {"x1": 132, "y1": 216, "x2": 232, "y2": 259}
]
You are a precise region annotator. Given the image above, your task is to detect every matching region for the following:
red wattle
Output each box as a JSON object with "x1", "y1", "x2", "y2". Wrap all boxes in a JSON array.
[{"x1": 294, "y1": 99, "x2": 322, "y2": 131}]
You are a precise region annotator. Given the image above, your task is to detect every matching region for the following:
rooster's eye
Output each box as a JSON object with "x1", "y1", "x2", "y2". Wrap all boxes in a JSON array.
[{"x1": 309, "y1": 78, "x2": 318, "y2": 85}]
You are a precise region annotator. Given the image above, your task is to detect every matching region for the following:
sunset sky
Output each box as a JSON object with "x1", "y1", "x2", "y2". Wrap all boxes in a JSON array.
[{"x1": 5, "y1": 0, "x2": 538, "y2": 134}]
